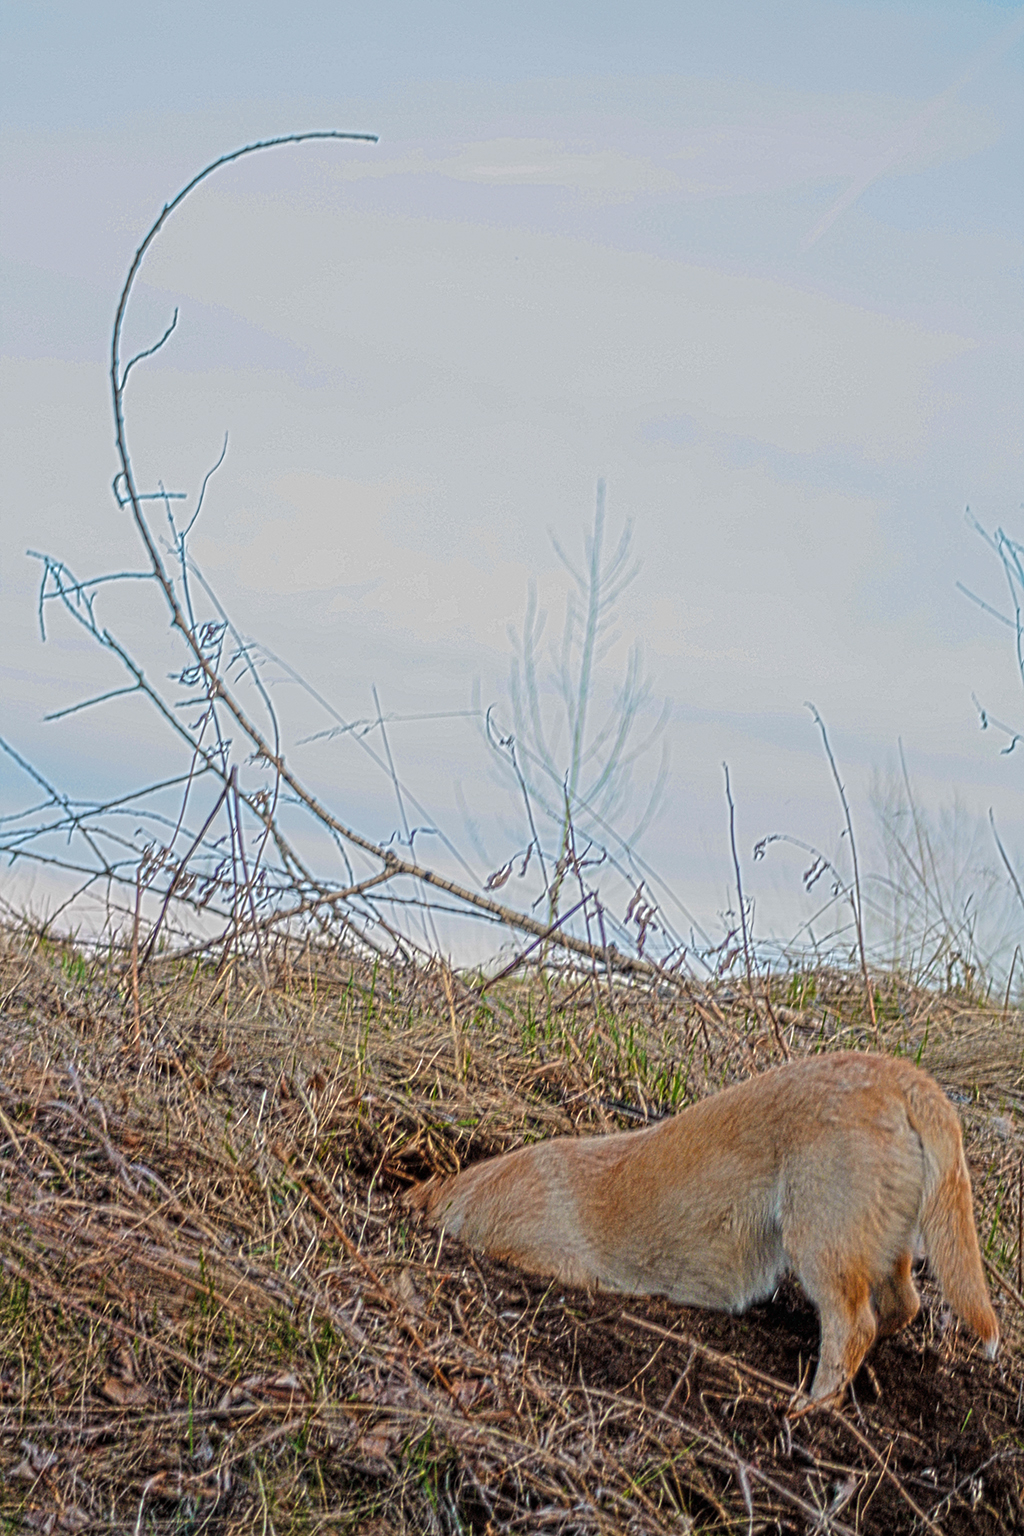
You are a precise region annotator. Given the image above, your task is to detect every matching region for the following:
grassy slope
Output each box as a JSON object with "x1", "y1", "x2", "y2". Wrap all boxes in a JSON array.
[{"x1": 1, "y1": 926, "x2": 1022, "y2": 1533}]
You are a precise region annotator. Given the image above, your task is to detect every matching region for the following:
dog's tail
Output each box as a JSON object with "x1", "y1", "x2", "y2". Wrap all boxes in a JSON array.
[{"x1": 907, "y1": 1076, "x2": 999, "y2": 1359}]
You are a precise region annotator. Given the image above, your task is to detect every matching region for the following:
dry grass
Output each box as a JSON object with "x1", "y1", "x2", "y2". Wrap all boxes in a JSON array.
[{"x1": 1, "y1": 925, "x2": 1022, "y2": 1534}]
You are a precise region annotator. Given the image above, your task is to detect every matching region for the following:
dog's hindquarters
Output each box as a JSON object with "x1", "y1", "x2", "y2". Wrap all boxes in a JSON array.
[{"x1": 780, "y1": 1105, "x2": 926, "y2": 1398}]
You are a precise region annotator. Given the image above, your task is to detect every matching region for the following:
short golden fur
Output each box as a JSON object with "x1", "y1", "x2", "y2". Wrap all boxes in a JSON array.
[{"x1": 407, "y1": 1051, "x2": 999, "y2": 1400}]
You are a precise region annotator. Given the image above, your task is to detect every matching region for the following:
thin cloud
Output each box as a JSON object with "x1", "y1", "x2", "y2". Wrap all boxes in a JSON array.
[
  {"x1": 325, "y1": 137, "x2": 679, "y2": 203},
  {"x1": 802, "y1": 8, "x2": 1024, "y2": 251}
]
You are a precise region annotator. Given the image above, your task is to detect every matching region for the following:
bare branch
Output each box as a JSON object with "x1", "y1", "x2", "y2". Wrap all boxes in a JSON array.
[{"x1": 119, "y1": 307, "x2": 179, "y2": 391}]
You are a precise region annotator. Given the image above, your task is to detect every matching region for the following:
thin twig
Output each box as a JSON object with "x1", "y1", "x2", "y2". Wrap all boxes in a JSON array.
[
  {"x1": 723, "y1": 763, "x2": 755, "y2": 1005},
  {"x1": 806, "y1": 704, "x2": 877, "y2": 1036}
]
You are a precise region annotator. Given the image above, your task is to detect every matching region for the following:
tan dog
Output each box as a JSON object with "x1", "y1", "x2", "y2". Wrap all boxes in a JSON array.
[{"x1": 407, "y1": 1051, "x2": 999, "y2": 1400}]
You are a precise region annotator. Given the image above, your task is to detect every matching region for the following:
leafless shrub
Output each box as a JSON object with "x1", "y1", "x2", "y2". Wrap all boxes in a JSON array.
[{"x1": 0, "y1": 134, "x2": 701, "y2": 1000}]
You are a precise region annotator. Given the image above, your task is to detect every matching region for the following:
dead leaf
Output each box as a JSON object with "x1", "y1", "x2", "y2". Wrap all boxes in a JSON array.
[
  {"x1": 57, "y1": 1508, "x2": 90, "y2": 1531},
  {"x1": 452, "y1": 1376, "x2": 486, "y2": 1409},
  {"x1": 24, "y1": 1513, "x2": 57, "y2": 1533},
  {"x1": 100, "y1": 1376, "x2": 155, "y2": 1406},
  {"x1": 356, "y1": 1431, "x2": 395, "y2": 1461},
  {"x1": 393, "y1": 1267, "x2": 424, "y2": 1314},
  {"x1": 15, "y1": 1440, "x2": 59, "y2": 1474}
]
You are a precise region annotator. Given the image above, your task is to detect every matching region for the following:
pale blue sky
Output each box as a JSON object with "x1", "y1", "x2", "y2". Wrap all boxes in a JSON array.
[{"x1": 2, "y1": 3, "x2": 1022, "y2": 969}]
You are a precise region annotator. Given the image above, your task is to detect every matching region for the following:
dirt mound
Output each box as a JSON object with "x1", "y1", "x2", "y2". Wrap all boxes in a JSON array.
[{"x1": 450, "y1": 1258, "x2": 1018, "y2": 1534}]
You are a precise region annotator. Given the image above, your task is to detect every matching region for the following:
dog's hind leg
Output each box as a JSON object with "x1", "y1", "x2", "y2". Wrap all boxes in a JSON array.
[
  {"x1": 873, "y1": 1249, "x2": 920, "y2": 1338},
  {"x1": 799, "y1": 1259, "x2": 878, "y2": 1401}
]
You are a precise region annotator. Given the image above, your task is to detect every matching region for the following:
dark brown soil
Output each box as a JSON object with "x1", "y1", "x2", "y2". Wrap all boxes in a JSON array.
[{"x1": 444, "y1": 1254, "x2": 1021, "y2": 1535}]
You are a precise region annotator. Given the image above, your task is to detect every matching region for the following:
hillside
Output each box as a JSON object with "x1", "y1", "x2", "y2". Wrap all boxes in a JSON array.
[{"x1": 1, "y1": 926, "x2": 1022, "y2": 1533}]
